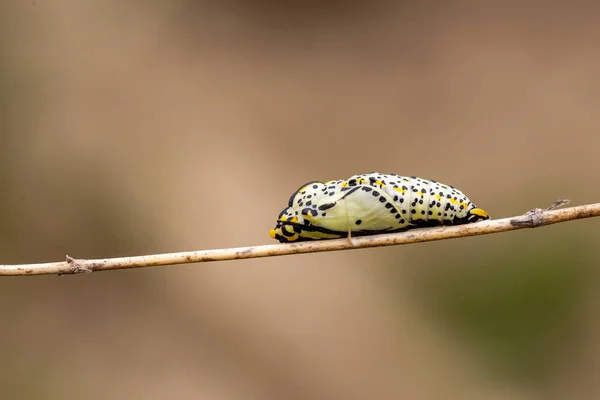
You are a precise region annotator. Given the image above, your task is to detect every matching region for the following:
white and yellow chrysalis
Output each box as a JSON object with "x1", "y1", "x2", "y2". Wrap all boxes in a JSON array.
[{"x1": 270, "y1": 172, "x2": 490, "y2": 243}]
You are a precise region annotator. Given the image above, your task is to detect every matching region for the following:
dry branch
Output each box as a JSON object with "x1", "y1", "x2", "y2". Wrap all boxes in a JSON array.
[{"x1": 1, "y1": 201, "x2": 598, "y2": 276}]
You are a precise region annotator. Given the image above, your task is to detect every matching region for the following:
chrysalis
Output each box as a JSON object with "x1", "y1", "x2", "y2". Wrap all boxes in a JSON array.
[{"x1": 270, "y1": 172, "x2": 489, "y2": 243}]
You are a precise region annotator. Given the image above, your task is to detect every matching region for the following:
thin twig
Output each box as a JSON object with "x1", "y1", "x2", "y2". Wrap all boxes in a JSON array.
[{"x1": 1, "y1": 201, "x2": 598, "y2": 276}]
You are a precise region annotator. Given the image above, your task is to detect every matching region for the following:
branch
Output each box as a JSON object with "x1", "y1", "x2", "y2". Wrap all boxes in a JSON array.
[{"x1": 1, "y1": 200, "x2": 598, "y2": 276}]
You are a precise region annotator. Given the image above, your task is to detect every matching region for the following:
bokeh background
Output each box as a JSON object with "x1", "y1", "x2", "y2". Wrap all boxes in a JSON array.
[{"x1": 1, "y1": 1, "x2": 599, "y2": 399}]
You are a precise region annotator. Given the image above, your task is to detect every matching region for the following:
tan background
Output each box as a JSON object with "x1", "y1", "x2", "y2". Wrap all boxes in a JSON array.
[{"x1": 1, "y1": 1, "x2": 599, "y2": 399}]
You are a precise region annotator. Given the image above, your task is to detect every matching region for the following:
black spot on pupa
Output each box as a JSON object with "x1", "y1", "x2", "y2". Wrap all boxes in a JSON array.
[{"x1": 318, "y1": 203, "x2": 335, "y2": 211}]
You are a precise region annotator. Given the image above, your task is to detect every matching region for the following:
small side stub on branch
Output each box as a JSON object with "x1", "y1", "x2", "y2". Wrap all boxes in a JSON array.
[
  {"x1": 510, "y1": 199, "x2": 571, "y2": 228},
  {"x1": 63, "y1": 255, "x2": 93, "y2": 275}
]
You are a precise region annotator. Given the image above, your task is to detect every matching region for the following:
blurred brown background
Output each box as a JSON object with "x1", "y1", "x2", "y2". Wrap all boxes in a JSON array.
[{"x1": 1, "y1": 0, "x2": 599, "y2": 399}]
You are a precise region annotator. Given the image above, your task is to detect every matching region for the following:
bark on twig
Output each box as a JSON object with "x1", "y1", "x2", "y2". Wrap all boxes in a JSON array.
[{"x1": 1, "y1": 201, "x2": 598, "y2": 276}]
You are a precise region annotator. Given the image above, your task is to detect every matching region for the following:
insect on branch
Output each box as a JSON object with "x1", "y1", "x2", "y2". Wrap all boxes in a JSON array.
[{"x1": 1, "y1": 201, "x2": 599, "y2": 277}]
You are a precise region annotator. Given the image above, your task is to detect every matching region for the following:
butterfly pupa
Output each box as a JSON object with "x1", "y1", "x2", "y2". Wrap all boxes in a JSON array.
[{"x1": 269, "y1": 172, "x2": 489, "y2": 243}]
